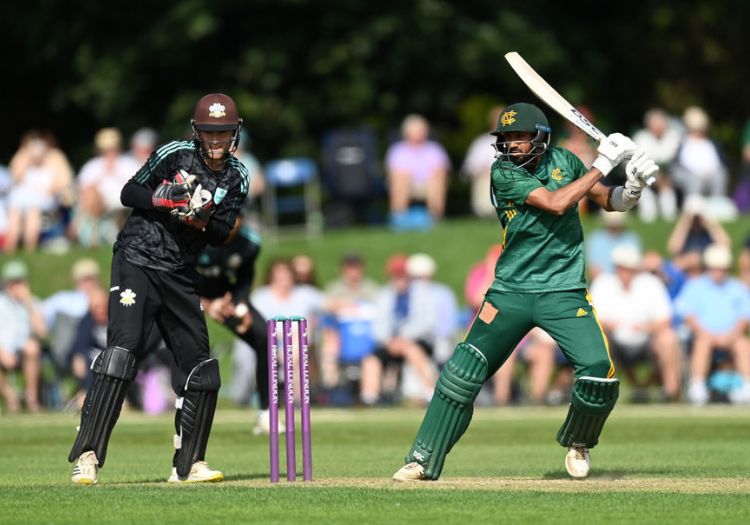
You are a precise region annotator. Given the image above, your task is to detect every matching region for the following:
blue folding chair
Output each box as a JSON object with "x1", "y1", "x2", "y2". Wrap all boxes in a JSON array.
[{"x1": 261, "y1": 157, "x2": 322, "y2": 239}]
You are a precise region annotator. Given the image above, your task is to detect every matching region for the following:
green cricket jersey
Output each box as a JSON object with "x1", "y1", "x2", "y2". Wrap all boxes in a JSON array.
[{"x1": 490, "y1": 147, "x2": 589, "y2": 293}]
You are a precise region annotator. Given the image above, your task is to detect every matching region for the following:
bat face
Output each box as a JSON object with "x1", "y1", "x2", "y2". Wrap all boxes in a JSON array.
[{"x1": 504, "y1": 52, "x2": 605, "y2": 142}]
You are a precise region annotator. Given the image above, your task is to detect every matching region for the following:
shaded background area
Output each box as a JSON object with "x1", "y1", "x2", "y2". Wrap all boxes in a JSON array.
[{"x1": 2, "y1": 0, "x2": 748, "y2": 205}]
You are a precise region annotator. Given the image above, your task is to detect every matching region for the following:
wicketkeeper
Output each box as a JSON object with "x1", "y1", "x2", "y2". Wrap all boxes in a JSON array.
[
  {"x1": 393, "y1": 102, "x2": 658, "y2": 481},
  {"x1": 68, "y1": 93, "x2": 249, "y2": 485}
]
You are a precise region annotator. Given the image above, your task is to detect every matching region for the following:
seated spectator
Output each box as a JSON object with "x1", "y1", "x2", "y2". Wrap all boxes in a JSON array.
[
  {"x1": 67, "y1": 287, "x2": 109, "y2": 405},
  {"x1": 666, "y1": 194, "x2": 730, "y2": 259},
  {"x1": 591, "y1": 245, "x2": 682, "y2": 402},
  {"x1": 732, "y1": 118, "x2": 750, "y2": 212},
  {"x1": 318, "y1": 253, "x2": 380, "y2": 396},
  {"x1": 74, "y1": 127, "x2": 140, "y2": 247},
  {"x1": 291, "y1": 253, "x2": 320, "y2": 289},
  {"x1": 675, "y1": 244, "x2": 750, "y2": 405},
  {"x1": 125, "y1": 127, "x2": 159, "y2": 165},
  {"x1": 642, "y1": 249, "x2": 702, "y2": 301},
  {"x1": 360, "y1": 254, "x2": 438, "y2": 405},
  {"x1": 0, "y1": 260, "x2": 47, "y2": 412},
  {"x1": 736, "y1": 229, "x2": 750, "y2": 287},
  {"x1": 0, "y1": 164, "x2": 11, "y2": 249},
  {"x1": 632, "y1": 108, "x2": 682, "y2": 222},
  {"x1": 672, "y1": 106, "x2": 728, "y2": 199},
  {"x1": 461, "y1": 105, "x2": 503, "y2": 218},
  {"x1": 41, "y1": 258, "x2": 102, "y2": 372},
  {"x1": 251, "y1": 258, "x2": 323, "y2": 398},
  {"x1": 385, "y1": 114, "x2": 450, "y2": 230},
  {"x1": 585, "y1": 210, "x2": 642, "y2": 280},
  {"x1": 6, "y1": 130, "x2": 74, "y2": 252},
  {"x1": 406, "y1": 253, "x2": 458, "y2": 365}
]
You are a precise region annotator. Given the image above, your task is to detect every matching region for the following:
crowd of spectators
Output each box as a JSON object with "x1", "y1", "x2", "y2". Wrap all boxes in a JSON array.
[{"x1": 2, "y1": 105, "x2": 750, "y2": 415}]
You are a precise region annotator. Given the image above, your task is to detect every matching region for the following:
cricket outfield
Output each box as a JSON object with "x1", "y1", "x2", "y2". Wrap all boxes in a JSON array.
[{"x1": 1, "y1": 405, "x2": 748, "y2": 524}]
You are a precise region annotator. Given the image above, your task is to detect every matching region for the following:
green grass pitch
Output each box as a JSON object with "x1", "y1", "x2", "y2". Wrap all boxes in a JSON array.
[{"x1": 1, "y1": 405, "x2": 749, "y2": 524}]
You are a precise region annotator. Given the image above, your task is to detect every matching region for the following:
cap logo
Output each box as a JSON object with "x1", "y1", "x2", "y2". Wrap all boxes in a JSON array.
[
  {"x1": 208, "y1": 102, "x2": 227, "y2": 118},
  {"x1": 500, "y1": 110, "x2": 517, "y2": 126}
]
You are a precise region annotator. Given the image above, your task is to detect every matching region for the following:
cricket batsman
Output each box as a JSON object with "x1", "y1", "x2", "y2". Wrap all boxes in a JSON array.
[{"x1": 393, "y1": 102, "x2": 658, "y2": 481}]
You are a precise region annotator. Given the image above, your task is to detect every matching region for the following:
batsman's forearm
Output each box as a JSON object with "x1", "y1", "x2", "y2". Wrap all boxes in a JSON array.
[
  {"x1": 544, "y1": 169, "x2": 604, "y2": 215},
  {"x1": 121, "y1": 181, "x2": 155, "y2": 210}
]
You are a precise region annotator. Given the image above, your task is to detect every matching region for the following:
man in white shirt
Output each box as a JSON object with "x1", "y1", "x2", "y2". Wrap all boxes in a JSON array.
[{"x1": 590, "y1": 245, "x2": 682, "y2": 402}]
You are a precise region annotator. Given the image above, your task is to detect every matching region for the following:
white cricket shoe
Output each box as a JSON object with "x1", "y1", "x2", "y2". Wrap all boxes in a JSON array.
[
  {"x1": 167, "y1": 461, "x2": 224, "y2": 483},
  {"x1": 392, "y1": 462, "x2": 427, "y2": 482},
  {"x1": 687, "y1": 379, "x2": 709, "y2": 406},
  {"x1": 71, "y1": 451, "x2": 99, "y2": 485},
  {"x1": 565, "y1": 446, "x2": 591, "y2": 479},
  {"x1": 253, "y1": 409, "x2": 285, "y2": 436}
]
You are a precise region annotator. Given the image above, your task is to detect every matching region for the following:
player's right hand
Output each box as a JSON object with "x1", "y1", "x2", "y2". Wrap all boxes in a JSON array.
[
  {"x1": 151, "y1": 179, "x2": 191, "y2": 211},
  {"x1": 593, "y1": 133, "x2": 637, "y2": 176}
]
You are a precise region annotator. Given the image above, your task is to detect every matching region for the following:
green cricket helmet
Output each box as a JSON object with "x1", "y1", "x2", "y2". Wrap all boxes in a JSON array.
[{"x1": 491, "y1": 102, "x2": 551, "y2": 169}]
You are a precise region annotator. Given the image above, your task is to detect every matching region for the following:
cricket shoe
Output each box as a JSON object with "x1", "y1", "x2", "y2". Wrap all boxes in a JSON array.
[
  {"x1": 71, "y1": 451, "x2": 99, "y2": 485},
  {"x1": 253, "y1": 409, "x2": 285, "y2": 436},
  {"x1": 168, "y1": 461, "x2": 224, "y2": 483},
  {"x1": 392, "y1": 462, "x2": 427, "y2": 482},
  {"x1": 565, "y1": 446, "x2": 591, "y2": 479}
]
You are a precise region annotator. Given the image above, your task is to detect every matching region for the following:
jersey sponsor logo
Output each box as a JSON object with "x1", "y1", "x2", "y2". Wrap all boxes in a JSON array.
[
  {"x1": 227, "y1": 253, "x2": 243, "y2": 268},
  {"x1": 551, "y1": 167, "x2": 563, "y2": 181},
  {"x1": 576, "y1": 308, "x2": 588, "y2": 317},
  {"x1": 208, "y1": 103, "x2": 227, "y2": 118},
  {"x1": 500, "y1": 110, "x2": 518, "y2": 126},
  {"x1": 119, "y1": 289, "x2": 137, "y2": 307},
  {"x1": 479, "y1": 302, "x2": 499, "y2": 324},
  {"x1": 214, "y1": 187, "x2": 227, "y2": 204}
]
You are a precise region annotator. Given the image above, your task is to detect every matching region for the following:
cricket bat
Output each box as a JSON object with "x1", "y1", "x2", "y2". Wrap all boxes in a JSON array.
[{"x1": 504, "y1": 51, "x2": 655, "y2": 184}]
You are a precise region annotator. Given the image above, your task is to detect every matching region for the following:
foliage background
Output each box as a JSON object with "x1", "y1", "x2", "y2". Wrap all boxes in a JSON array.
[{"x1": 3, "y1": 0, "x2": 748, "y2": 194}]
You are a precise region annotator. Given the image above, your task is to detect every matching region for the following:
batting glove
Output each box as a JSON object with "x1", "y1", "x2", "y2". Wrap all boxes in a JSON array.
[
  {"x1": 593, "y1": 133, "x2": 637, "y2": 176},
  {"x1": 625, "y1": 148, "x2": 659, "y2": 187}
]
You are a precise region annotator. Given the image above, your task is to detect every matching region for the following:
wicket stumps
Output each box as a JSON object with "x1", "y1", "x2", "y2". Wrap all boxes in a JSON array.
[{"x1": 267, "y1": 316, "x2": 312, "y2": 482}]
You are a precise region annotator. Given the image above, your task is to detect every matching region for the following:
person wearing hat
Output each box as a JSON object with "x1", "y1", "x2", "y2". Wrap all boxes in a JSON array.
[
  {"x1": 675, "y1": 244, "x2": 750, "y2": 406},
  {"x1": 590, "y1": 245, "x2": 682, "y2": 403},
  {"x1": 40, "y1": 258, "x2": 103, "y2": 375},
  {"x1": 0, "y1": 260, "x2": 46, "y2": 413},
  {"x1": 318, "y1": 252, "x2": 380, "y2": 395},
  {"x1": 394, "y1": 102, "x2": 659, "y2": 482},
  {"x1": 360, "y1": 253, "x2": 438, "y2": 406},
  {"x1": 75, "y1": 127, "x2": 142, "y2": 246},
  {"x1": 405, "y1": 253, "x2": 459, "y2": 366},
  {"x1": 585, "y1": 210, "x2": 643, "y2": 280},
  {"x1": 68, "y1": 93, "x2": 249, "y2": 485}
]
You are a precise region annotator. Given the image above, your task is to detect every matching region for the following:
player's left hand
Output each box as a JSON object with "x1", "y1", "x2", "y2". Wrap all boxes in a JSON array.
[{"x1": 625, "y1": 148, "x2": 659, "y2": 187}]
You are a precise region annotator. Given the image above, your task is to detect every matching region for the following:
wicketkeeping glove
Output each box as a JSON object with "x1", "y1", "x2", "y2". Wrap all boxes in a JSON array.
[
  {"x1": 151, "y1": 170, "x2": 196, "y2": 211},
  {"x1": 170, "y1": 183, "x2": 215, "y2": 228},
  {"x1": 592, "y1": 133, "x2": 637, "y2": 176}
]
